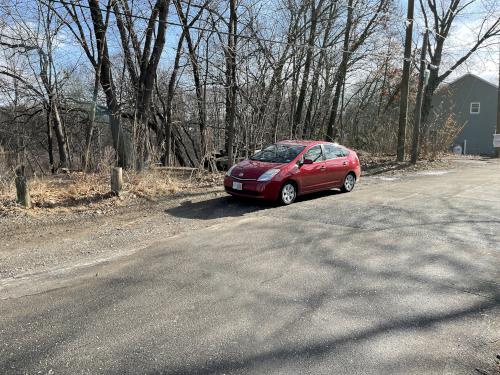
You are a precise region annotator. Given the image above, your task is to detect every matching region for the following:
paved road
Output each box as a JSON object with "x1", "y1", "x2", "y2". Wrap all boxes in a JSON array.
[{"x1": 1, "y1": 159, "x2": 499, "y2": 374}]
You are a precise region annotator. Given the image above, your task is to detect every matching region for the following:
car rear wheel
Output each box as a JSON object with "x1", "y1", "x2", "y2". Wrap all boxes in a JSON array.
[
  {"x1": 280, "y1": 182, "x2": 296, "y2": 205},
  {"x1": 341, "y1": 173, "x2": 356, "y2": 193}
]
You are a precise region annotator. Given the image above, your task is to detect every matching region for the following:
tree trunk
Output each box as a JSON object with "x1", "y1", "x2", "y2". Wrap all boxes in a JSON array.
[
  {"x1": 174, "y1": 0, "x2": 207, "y2": 163},
  {"x1": 163, "y1": 33, "x2": 185, "y2": 166},
  {"x1": 83, "y1": 67, "x2": 100, "y2": 171},
  {"x1": 303, "y1": 2, "x2": 336, "y2": 139},
  {"x1": 46, "y1": 106, "x2": 55, "y2": 173},
  {"x1": 88, "y1": 0, "x2": 131, "y2": 168},
  {"x1": 411, "y1": 30, "x2": 428, "y2": 164},
  {"x1": 325, "y1": 0, "x2": 353, "y2": 141},
  {"x1": 293, "y1": 0, "x2": 321, "y2": 137},
  {"x1": 136, "y1": 0, "x2": 169, "y2": 167},
  {"x1": 50, "y1": 98, "x2": 69, "y2": 169},
  {"x1": 39, "y1": 52, "x2": 69, "y2": 169},
  {"x1": 225, "y1": 0, "x2": 238, "y2": 167}
]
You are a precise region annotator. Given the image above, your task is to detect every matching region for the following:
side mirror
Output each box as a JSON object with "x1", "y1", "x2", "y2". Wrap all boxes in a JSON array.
[{"x1": 302, "y1": 158, "x2": 313, "y2": 165}]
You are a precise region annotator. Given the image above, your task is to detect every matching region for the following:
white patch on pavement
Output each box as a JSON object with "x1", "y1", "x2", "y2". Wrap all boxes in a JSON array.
[
  {"x1": 374, "y1": 176, "x2": 400, "y2": 181},
  {"x1": 417, "y1": 170, "x2": 450, "y2": 176}
]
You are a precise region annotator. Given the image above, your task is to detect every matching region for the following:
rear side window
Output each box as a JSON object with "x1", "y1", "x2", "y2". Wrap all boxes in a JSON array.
[
  {"x1": 304, "y1": 145, "x2": 323, "y2": 162},
  {"x1": 323, "y1": 144, "x2": 348, "y2": 159},
  {"x1": 339, "y1": 148, "x2": 349, "y2": 157}
]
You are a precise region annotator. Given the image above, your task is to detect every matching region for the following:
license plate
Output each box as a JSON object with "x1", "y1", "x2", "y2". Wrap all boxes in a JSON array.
[{"x1": 232, "y1": 181, "x2": 243, "y2": 190}]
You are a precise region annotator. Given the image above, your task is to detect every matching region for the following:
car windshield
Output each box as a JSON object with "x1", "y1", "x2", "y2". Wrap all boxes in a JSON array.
[{"x1": 250, "y1": 144, "x2": 305, "y2": 163}]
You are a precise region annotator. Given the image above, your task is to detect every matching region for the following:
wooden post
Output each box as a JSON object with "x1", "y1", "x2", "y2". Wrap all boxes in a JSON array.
[
  {"x1": 15, "y1": 165, "x2": 31, "y2": 208},
  {"x1": 111, "y1": 167, "x2": 123, "y2": 195}
]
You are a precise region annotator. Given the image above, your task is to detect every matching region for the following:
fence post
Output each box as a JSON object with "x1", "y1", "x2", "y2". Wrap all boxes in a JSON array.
[
  {"x1": 111, "y1": 167, "x2": 123, "y2": 195},
  {"x1": 15, "y1": 165, "x2": 31, "y2": 208}
]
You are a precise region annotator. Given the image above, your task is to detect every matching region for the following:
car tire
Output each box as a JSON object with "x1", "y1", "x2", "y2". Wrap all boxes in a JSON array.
[
  {"x1": 280, "y1": 181, "x2": 297, "y2": 205},
  {"x1": 341, "y1": 173, "x2": 356, "y2": 193}
]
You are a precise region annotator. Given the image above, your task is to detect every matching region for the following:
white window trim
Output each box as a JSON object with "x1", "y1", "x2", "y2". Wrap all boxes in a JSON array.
[{"x1": 470, "y1": 102, "x2": 480, "y2": 114}]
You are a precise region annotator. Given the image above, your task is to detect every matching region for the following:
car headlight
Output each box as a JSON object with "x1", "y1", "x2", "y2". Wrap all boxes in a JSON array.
[
  {"x1": 257, "y1": 168, "x2": 280, "y2": 182},
  {"x1": 226, "y1": 165, "x2": 236, "y2": 177}
]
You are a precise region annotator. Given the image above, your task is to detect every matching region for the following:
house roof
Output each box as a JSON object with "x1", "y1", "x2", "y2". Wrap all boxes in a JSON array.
[{"x1": 448, "y1": 73, "x2": 498, "y2": 89}]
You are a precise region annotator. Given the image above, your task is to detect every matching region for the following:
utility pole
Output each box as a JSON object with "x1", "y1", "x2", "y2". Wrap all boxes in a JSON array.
[
  {"x1": 411, "y1": 30, "x2": 428, "y2": 164},
  {"x1": 496, "y1": 45, "x2": 500, "y2": 158},
  {"x1": 396, "y1": 0, "x2": 414, "y2": 162}
]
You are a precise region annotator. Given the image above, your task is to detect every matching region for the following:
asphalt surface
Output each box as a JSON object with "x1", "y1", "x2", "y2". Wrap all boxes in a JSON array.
[{"x1": 1, "y1": 159, "x2": 499, "y2": 374}]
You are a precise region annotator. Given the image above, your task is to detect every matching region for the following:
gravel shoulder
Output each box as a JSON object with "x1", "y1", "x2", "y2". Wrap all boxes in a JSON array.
[{"x1": 0, "y1": 188, "x2": 226, "y2": 280}]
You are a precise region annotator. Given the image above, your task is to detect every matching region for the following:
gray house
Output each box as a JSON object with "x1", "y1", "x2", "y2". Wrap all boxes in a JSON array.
[{"x1": 432, "y1": 73, "x2": 498, "y2": 155}]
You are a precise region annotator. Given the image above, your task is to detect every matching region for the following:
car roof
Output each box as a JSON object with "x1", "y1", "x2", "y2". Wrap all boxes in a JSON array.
[
  {"x1": 276, "y1": 140, "x2": 342, "y2": 147},
  {"x1": 276, "y1": 140, "x2": 320, "y2": 146}
]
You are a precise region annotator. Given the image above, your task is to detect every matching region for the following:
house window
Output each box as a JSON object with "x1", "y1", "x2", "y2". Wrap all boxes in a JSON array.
[{"x1": 470, "y1": 102, "x2": 480, "y2": 114}]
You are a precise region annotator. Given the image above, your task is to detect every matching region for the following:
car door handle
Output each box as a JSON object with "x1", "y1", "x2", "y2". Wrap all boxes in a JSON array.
[
  {"x1": 343, "y1": 161, "x2": 348, "y2": 166},
  {"x1": 320, "y1": 166, "x2": 326, "y2": 170}
]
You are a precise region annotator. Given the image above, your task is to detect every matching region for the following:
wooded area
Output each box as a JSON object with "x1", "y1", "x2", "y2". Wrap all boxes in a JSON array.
[{"x1": 0, "y1": 0, "x2": 498, "y2": 174}]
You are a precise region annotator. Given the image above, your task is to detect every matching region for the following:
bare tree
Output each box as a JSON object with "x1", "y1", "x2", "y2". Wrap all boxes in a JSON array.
[
  {"x1": 113, "y1": 0, "x2": 170, "y2": 167},
  {"x1": 174, "y1": 0, "x2": 208, "y2": 163},
  {"x1": 57, "y1": 0, "x2": 132, "y2": 168},
  {"x1": 326, "y1": 0, "x2": 390, "y2": 141},
  {"x1": 0, "y1": 0, "x2": 71, "y2": 170},
  {"x1": 419, "y1": 0, "x2": 500, "y2": 123},
  {"x1": 292, "y1": 0, "x2": 324, "y2": 137}
]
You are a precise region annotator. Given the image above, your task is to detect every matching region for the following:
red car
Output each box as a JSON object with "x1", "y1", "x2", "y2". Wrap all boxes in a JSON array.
[{"x1": 224, "y1": 140, "x2": 361, "y2": 205}]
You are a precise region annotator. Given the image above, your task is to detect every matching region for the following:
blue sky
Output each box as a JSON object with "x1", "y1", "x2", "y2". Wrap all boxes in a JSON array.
[{"x1": 2, "y1": 0, "x2": 498, "y2": 91}]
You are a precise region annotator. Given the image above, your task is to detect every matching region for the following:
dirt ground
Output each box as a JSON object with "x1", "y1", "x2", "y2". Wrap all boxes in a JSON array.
[{"x1": 0, "y1": 156, "x2": 466, "y2": 282}]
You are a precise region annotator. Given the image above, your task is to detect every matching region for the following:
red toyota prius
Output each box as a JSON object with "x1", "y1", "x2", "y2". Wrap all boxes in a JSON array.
[{"x1": 224, "y1": 140, "x2": 361, "y2": 205}]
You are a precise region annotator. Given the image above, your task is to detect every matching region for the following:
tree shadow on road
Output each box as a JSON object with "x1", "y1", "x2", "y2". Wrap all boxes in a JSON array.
[
  {"x1": 164, "y1": 190, "x2": 343, "y2": 220},
  {"x1": 153, "y1": 298, "x2": 499, "y2": 375},
  {"x1": 164, "y1": 196, "x2": 272, "y2": 220},
  {"x1": 3, "y1": 180, "x2": 499, "y2": 375}
]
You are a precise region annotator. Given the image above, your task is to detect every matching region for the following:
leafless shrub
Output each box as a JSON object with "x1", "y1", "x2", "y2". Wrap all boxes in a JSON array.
[
  {"x1": 0, "y1": 145, "x2": 8, "y2": 175},
  {"x1": 0, "y1": 146, "x2": 14, "y2": 197},
  {"x1": 96, "y1": 146, "x2": 116, "y2": 174},
  {"x1": 424, "y1": 115, "x2": 464, "y2": 160}
]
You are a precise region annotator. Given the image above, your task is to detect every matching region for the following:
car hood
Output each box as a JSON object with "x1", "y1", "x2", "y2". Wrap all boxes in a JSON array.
[{"x1": 231, "y1": 159, "x2": 284, "y2": 179}]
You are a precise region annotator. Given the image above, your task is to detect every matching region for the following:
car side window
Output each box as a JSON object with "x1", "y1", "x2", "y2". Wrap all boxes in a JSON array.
[
  {"x1": 304, "y1": 145, "x2": 323, "y2": 162},
  {"x1": 335, "y1": 147, "x2": 348, "y2": 157},
  {"x1": 323, "y1": 144, "x2": 347, "y2": 160},
  {"x1": 323, "y1": 144, "x2": 336, "y2": 160}
]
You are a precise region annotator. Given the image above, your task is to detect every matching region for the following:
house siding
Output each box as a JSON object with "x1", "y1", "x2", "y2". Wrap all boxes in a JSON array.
[{"x1": 432, "y1": 74, "x2": 498, "y2": 155}]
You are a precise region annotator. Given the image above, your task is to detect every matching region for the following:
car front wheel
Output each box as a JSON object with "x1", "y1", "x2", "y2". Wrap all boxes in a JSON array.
[
  {"x1": 341, "y1": 173, "x2": 356, "y2": 193},
  {"x1": 280, "y1": 182, "x2": 297, "y2": 205}
]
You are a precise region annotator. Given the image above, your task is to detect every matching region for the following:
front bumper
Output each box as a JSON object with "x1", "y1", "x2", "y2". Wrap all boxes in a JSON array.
[{"x1": 224, "y1": 176, "x2": 281, "y2": 200}]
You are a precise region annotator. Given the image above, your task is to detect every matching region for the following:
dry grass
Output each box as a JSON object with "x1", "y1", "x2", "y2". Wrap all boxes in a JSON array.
[
  {"x1": 127, "y1": 170, "x2": 181, "y2": 198},
  {"x1": 0, "y1": 168, "x2": 224, "y2": 215},
  {"x1": 126, "y1": 168, "x2": 222, "y2": 198}
]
